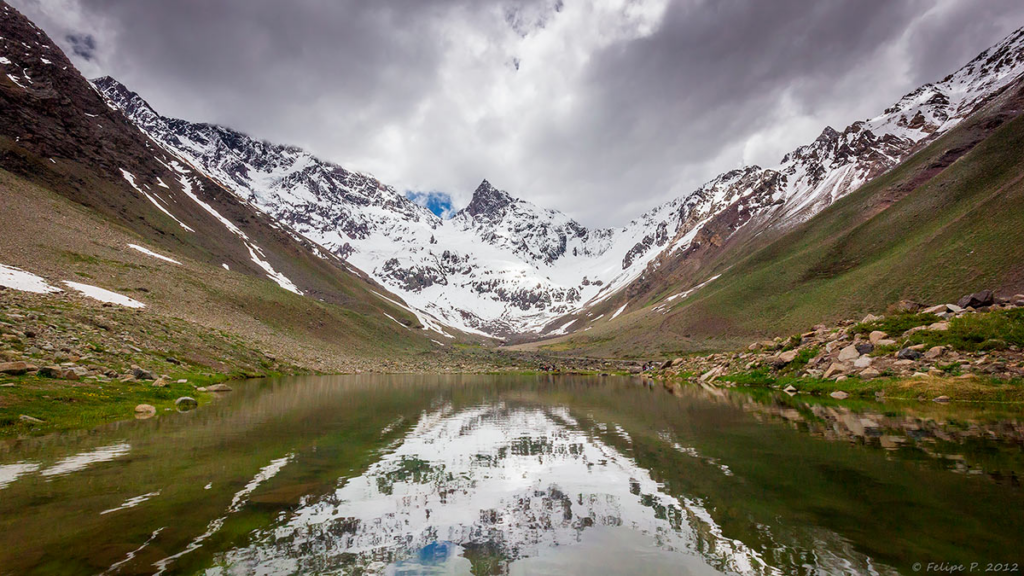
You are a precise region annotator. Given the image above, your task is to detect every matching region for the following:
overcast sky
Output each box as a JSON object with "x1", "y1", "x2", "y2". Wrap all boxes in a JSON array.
[{"x1": 11, "y1": 0, "x2": 1024, "y2": 227}]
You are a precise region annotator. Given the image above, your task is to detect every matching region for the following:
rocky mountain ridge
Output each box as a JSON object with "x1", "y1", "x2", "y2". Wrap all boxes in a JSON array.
[
  {"x1": 0, "y1": 1, "x2": 439, "y2": 357},
  {"x1": 94, "y1": 26, "x2": 1024, "y2": 338}
]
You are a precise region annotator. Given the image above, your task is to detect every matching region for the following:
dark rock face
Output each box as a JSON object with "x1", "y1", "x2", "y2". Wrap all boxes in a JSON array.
[
  {"x1": 898, "y1": 348, "x2": 924, "y2": 361},
  {"x1": 623, "y1": 222, "x2": 669, "y2": 269},
  {"x1": 958, "y1": 290, "x2": 995, "y2": 309},
  {"x1": 462, "y1": 180, "x2": 514, "y2": 218}
]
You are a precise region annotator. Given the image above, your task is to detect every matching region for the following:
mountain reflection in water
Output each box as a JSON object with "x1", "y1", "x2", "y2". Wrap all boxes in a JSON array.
[
  {"x1": 1, "y1": 374, "x2": 1022, "y2": 576},
  {"x1": 210, "y1": 402, "x2": 878, "y2": 575}
]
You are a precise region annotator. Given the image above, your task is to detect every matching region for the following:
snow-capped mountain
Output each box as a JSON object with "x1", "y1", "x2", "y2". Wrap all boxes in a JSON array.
[{"x1": 94, "y1": 26, "x2": 1024, "y2": 338}]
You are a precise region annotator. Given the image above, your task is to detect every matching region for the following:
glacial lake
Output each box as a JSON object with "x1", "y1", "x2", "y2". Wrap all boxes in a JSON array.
[{"x1": 1, "y1": 374, "x2": 1022, "y2": 575}]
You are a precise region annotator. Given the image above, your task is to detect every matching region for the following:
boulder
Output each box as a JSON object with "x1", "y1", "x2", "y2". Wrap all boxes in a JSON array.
[
  {"x1": 927, "y1": 321, "x2": 949, "y2": 332},
  {"x1": 897, "y1": 348, "x2": 923, "y2": 361},
  {"x1": 0, "y1": 361, "x2": 36, "y2": 375},
  {"x1": 877, "y1": 339, "x2": 897, "y2": 347},
  {"x1": 888, "y1": 300, "x2": 922, "y2": 314},
  {"x1": 61, "y1": 369, "x2": 79, "y2": 381},
  {"x1": 830, "y1": 390, "x2": 850, "y2": 400},
  {"x1": 151, "y1": 378, "x2": 169, "y2": 388},
  {"x1": 837, "y1": 345, "x2": 860, "y2": 362},
  {"x1": 868, "y1": 331, "x2": 888, "y2": 345},
  {"x1": 174, "y1": 397, "x2": 198, "y2": 411},
  {"x1": 134, "y1": 404, "x2": 157, "y2": 419},
  {"x1": 773, "y1": 350, "x2": 799, "y2": 366},
  {"x1": 861, "y1": 314, "x2": 882, "y2": 323},
  {"x1": 958, "y1": 290, "x2": 994, "y2": 309},
  {"x1": 859, "y1": 368, "x2": 881, "y2": 379},
  {"x1": 854, "y1": 356, "x2": 873, "y2": 369},
  {"x1": 38, "y1": 366, "x2": 63, "y2": 378},
  {"x1": 131, "y1": 366, "x2": 156, "y2": 380},
  {"x1": 855, "y1": 343, "x2": 874, "y2": 355},
  {"x1": 922, "y1": 304, "x2": 948, "y2": 315},
  {"x1": 782, "y1": 385, "x2": 797, "y2": 395},
  {"x1": 19, "y1": 414, "x2": 44, "y2": 424},
  {"x1": 924, "y1": 346, "x2": 946, "y2": 360},
  {"x1": 933, "y1": 395, "x2": 951, "y2": 403},
  {"x1": 700, "y1": 367, "x2": 723, "y2": 382},
  {"x1": 823, "y1": 363, "x2": 845, "y2": 379}
]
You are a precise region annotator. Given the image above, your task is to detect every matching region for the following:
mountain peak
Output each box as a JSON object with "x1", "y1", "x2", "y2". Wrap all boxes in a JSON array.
[
  {"x1": 92, "y1": 75, "x2": 161, "y2": 122},
  {"x1": 463, "y1": 179, "x2": 514, "y2": 217}
]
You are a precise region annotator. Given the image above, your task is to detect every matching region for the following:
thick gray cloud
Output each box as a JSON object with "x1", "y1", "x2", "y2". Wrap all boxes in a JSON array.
[{"x1": 11, "y1": 0, "x2": 1024, "y2": 226}]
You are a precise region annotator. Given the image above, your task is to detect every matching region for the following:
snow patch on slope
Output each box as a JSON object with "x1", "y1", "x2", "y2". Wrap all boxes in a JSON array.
[
  {"x1": 128, "y1": 244, "x2": 181, "y2": 265},
  {"x1": 169, "y1": 161, "x2": 301, "y2": 295},
  {"x1": 63, "y1": 281, "x2": 145, "y2": 308},
  {"x1": 0, "y1": 263, "x2": 61, "y2": 293},
  {"x1": 120, "y1": 168, "x2": 195, "y2": 233}
]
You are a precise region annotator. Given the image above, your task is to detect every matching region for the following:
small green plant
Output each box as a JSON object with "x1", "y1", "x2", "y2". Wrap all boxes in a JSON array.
[
  {"x1": 870, "y1": 343, "x2": 901, "y2": 357},
  {"x1": 781, "y1": 334, "x2": 803, "y2": 351},
  {"x1": 853, "y1": 312, "x2": 940, "y2": 337},
  {"x1": 722, "y1": 367, "x2": 776, "y2": 387},
  {"x1": 907, "y1": 309, "x2": 1024, "y2": 351},
  {"x1": 937, "y1": 362, "x2": 962, "y2": 376},
  {"x1": 781, "y1": 346, "x2": 820, "y2": 374}
]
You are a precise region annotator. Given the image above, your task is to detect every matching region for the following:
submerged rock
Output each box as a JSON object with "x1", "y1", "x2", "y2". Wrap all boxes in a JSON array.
[
  {"x1": 174, "y1": 397, "x2": 198, "y2": 411},
  {"x1": 134, "y1": 404, "x2": 157, "y2": 419}
]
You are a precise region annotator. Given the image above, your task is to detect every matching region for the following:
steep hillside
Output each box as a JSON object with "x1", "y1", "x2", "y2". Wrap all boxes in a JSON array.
[
  {"x1": 0, "y1": 2, "x2": 453, "y2": 369},
  {"x1": 528, "y1": 70, "x2": 1024, "y2": 358},
  {"x1": 95, "y1": 27, "x2": 1024, "y2": 340}
]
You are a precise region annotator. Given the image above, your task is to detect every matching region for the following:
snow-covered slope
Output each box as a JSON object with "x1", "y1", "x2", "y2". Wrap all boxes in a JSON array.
[{"x1": 94, "y1": 26, "x2": 1024, "y2": 337}]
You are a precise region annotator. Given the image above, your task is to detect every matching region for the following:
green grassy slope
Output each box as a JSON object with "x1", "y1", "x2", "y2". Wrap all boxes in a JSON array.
[
  {"x1": 0, "y1": 168, "x2": 444, "y2": 369},
  {"x1": 535, "y1": 79, "x2": 1024, "y2": 358}
]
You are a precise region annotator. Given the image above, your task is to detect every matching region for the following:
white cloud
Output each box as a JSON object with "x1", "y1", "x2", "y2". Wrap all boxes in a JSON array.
[{"x1": 10, "y1": 0, "x2": 1024, "y2": 226}]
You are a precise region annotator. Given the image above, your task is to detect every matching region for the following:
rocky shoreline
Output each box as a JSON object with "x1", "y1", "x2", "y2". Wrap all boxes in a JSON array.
[
  {"x1": 5, "y1": 285, "x2": 1024, "y2": 438},
  {"x1": 648, "y1": 290, "x2": 1024, "y2": 402}
]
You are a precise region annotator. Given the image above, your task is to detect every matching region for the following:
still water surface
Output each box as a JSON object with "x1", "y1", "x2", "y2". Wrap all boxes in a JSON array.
[{"x1": 0, "y1": 375, "x2": 1022, "y2": 575}]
